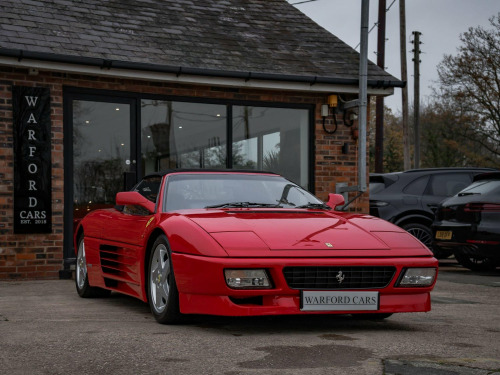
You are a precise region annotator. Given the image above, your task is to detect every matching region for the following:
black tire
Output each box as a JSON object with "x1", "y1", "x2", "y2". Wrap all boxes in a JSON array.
[
  {"x1": 75, "y1": 235, "x2": 111, "y2": 298},
  {"x1": 454, "y1": 247, "x2": 497, "y2": 272},
  {"x1": 351, "y1": 313, "x2": 393, "y2": 320},
  {"x1": 147, "y1": 235, "x2": 183, "y2": 324},
  {"x1": 401, "y1": 223, "x2": 450, "y2": 258}
]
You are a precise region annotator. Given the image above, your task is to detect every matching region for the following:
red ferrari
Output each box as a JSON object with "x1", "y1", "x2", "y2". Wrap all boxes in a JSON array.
[{"x1": 75, "y1": 170, "x2": 438, "y2": 324}]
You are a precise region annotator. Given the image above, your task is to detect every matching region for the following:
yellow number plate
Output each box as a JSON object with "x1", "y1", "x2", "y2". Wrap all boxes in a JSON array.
[{"x1": 435, "y1": 230, "x2": 452, "y2": 240}]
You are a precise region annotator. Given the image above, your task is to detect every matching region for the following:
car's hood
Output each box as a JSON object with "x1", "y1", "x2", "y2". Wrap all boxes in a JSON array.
[{"x1": 182, "y1": 209, "x2": 429, "y2": 257}]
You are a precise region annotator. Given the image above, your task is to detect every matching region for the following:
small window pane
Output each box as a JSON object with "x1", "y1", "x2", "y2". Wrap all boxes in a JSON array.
[
  {"x1": 427, "y1": 174, "x2": 472, "y2": 197},
  {"x1": 403, "y1": 175, "x2": 429, "y2": 195}
]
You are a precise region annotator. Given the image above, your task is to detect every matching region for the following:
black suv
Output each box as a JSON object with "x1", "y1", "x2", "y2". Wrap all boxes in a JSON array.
[
  {"x1": 432, "y1": 172, "x2": 500, "y2": 271},
  {"x1": 369, "y1": 168, "x2": 496, "y2": 258}
]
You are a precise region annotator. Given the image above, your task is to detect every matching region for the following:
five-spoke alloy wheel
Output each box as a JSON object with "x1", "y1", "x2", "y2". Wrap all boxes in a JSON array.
[
  {"x1": 75, "y1": 235, "x2": 111, "y2": 298},
  {"x1": 148, "y1": 235, "x2": 182, "y2": 324}
]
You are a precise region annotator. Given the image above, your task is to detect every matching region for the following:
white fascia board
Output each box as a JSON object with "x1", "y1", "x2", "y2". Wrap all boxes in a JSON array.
[{"x1": 0, "y1": 57, "x2": 395, "y2": 97}]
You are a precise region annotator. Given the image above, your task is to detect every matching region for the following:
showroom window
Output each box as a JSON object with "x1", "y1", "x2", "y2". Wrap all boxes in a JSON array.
[{"x1": 141, "y1": 101, "x2": 310, "y2": 189}]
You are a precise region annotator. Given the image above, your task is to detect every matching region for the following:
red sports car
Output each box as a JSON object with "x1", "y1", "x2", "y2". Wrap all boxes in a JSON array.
[{"x1": 75, "y1": 170, "x2": 438, "y2": 324}]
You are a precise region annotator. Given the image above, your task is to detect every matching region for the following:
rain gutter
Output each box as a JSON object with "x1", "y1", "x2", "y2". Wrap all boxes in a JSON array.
[{"x1": 0, "y1": 48, "x2": 404, "y2": 94}]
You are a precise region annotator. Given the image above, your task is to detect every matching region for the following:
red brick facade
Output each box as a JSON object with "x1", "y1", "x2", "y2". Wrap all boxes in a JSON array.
[{"x1": 0, "y1": 66, "x2": 369, "y2": 280}]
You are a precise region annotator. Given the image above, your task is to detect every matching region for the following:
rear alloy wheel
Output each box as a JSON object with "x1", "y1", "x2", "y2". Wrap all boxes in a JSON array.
[
  {"x1": 454, "y1": 246, "x2": 497, "y2": 272},
  {"x1": 401, "y1": 223, "x2": 450, "y2": 258},
  {"x1": 148, "y1": 235, "x2": 183, "y2": 324},
  {"x1": 75, "y1": 236, "x2": 111, "y2": 298}
]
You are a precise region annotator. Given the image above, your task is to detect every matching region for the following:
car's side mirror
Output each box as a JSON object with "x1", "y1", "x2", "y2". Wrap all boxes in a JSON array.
[
  {"x1": 326, "y1": 193, "x2": 345, "y2": 210},
  {"x1": 116, "y1": 191, "x2": 156, "y2": 214}
]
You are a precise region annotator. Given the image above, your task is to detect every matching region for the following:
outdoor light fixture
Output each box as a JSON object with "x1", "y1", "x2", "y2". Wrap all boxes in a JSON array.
[
  {"x1": 322, "y1": 94, "x2": 360, "y2": 133},
  {"x1": 322, "y1": 94, "x2": 339, "y2": 134}
]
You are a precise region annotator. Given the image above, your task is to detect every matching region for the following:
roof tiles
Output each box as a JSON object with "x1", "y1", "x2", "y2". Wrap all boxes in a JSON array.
[{"x1": 0, "y1": 0, "x2": 400, "y2": 84}]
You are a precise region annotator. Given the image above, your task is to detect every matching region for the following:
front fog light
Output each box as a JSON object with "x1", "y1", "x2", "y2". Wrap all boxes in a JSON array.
[
  {"x1": 225, "y1": 269, "x2": 271, "y2": 289},
  {"x1": 399, "y1": 268, "x2": 436, "y2": 287}
]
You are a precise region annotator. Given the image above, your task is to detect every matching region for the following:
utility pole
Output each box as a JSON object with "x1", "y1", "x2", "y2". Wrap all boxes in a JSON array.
[
  {"x1": 412, "y1": 31, "x2": 422, "y2": 169},
  {"x1": 358, "y1": 0, "x2": 369, "y2": 191},
  {"x1": 375, "y1": 0, "x2": 386, "y2": 173},
  {"x1": 399, "y1": 0, "x2": 410, "y2": 170}
]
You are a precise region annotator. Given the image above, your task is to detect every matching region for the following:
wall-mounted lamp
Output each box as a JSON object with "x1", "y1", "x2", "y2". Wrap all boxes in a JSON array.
[
  {"x1": 322, "y1": 95, "x2": 360, "y2": 134},
  {"x1": 321, "y1": 94, "x2": 339, "y2": 134}
]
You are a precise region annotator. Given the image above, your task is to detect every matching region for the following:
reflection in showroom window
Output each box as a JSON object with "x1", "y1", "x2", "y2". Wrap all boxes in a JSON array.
[
  {"x1": 141, "y1": 100, "x2": 227, "y2": 173},
  {"x1": 233, "y1": 106, "x2": 309, "y2": 189}
]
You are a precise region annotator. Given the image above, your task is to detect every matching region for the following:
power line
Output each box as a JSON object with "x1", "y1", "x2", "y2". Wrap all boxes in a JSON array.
[
  {"x1": 354, "y1": 1, "x2": 396, "y2": 50},
  {"x1": 289, "y1": 0, "x2": 319, "y2": 5}
]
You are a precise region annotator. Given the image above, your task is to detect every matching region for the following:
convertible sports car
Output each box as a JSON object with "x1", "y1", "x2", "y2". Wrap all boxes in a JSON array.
[{"x1": 75, "y1": 170, "x2": 438, "y2": 324}]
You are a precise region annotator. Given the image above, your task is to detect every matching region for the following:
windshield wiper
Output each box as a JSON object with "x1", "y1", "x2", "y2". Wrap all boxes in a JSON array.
[
  {"x1": 205, "y1": 202, "x2": 280, "y2": 209},
  {"x1": 295, "y1": 203, "x2": 331, "y2": 210}
]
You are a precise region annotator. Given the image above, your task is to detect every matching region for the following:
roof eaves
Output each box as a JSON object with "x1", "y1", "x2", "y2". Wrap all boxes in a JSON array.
[{"x1": 0, "y1": 48, "x2": 406, "y2": 89}]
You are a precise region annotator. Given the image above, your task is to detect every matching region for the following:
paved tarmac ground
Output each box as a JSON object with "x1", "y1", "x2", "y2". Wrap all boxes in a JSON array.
[{"x1": 0, "y1": 260, "x2": 499, "y2": 375}]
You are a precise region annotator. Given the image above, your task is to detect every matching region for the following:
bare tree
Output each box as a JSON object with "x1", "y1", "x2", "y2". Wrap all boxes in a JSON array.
[{"x1": 437, "y1": 13, "x2": 500, "y2": 161}]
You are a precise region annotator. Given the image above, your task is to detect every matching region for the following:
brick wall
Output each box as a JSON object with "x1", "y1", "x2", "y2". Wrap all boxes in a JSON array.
[{"x1": 0, "y1": 66, "x2": 369, "y2": 280}]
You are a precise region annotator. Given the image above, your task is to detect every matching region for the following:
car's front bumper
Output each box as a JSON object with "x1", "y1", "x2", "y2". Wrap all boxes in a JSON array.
[{"x1": 172, "y1": 253, "x2": 438, "y2": 316}]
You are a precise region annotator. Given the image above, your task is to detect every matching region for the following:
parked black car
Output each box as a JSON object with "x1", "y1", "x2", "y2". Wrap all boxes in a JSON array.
[
  {"x1": 369, "y1": 168, "x2": 496, "y2": 258},
  {"x1": 431, "y1": 172, "x2": 500, "y2": 271}
]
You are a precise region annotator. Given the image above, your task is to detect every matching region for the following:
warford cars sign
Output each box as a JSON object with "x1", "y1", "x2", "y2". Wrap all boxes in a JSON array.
[{"x1": 12, "y1": 86, "x2": 52, "y2": 233}]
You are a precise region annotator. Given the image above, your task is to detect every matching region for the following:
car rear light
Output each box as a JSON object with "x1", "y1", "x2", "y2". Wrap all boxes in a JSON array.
[
  {"x1": 464, "y1": 203, "x2": 500, "y2": 212},
  {"x1": 397, "y1": 268, "x2": 436, "y2": 287},
  {"x1": 224, "y1": 269, "x2": 272, "y2": 289}
]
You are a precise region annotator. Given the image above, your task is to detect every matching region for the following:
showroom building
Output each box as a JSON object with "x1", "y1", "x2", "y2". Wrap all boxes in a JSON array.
[{"x1": 0, "y1": 0, "x2": 401, "y2": 279}]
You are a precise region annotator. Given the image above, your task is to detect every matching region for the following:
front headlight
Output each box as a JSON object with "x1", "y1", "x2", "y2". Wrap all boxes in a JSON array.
[
  {"x1": 224, "y1": 269, "x2": 272, "y2": 289},
  {"x1": 397, "y1": 268, "x2": 437, "y2": 287}
]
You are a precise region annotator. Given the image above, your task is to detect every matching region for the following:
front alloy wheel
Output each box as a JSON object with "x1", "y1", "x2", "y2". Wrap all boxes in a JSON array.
[
  {"x1": 402, "y1": 223, "x2": 451, "y2": 258},
  {"x1": 75, "y1": 235, "x2": 110, "y2": 298},
  {"x1": 402, "y1": 223, "x2": 433, "y2": 248},
  {"x1": 148, "y1": 235, "x2": 182, "y2": 324}
]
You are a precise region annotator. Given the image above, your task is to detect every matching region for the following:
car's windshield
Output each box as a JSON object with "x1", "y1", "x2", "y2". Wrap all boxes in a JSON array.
[{"x1": 163, "y1": 173, "x2": 326, "y2": 211}]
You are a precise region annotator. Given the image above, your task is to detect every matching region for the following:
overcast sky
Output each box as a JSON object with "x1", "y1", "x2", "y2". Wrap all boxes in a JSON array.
[{"x1": 289, "y1": 0, "x2": 499, "y2": 113}]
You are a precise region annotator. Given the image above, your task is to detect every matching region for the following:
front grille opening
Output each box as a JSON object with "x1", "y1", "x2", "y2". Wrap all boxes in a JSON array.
[
  {"x1": 229, "y1": 296, "x2": 264, "y2": 306},
  {"x1": 283, "y1": 266, "x2": 396, "y2": 289}
]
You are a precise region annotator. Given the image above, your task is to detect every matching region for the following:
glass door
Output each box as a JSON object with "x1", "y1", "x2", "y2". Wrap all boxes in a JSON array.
[
  {"x1": 72, "y1": 100, "x2": 134, "y2": 222},
  {"x1": 64, "y1": 93, "x2": 137, "y2": 263}
]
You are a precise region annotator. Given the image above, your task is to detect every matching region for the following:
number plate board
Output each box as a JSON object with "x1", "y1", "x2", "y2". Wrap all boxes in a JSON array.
[
  {"x1": 435, "y1": 230, "x2": 452, "y2": 240},
  {"x1": 301, "y1": 291, "x2": 379, "y2": 311}
]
